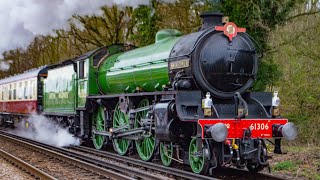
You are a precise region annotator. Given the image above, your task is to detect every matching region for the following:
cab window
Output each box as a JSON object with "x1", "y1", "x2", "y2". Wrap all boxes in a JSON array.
[{"x1": 79, "y1": 59, "x2": 88, "y2": 79}]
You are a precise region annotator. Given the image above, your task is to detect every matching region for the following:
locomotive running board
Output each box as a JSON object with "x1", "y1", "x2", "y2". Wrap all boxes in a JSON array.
[{"x1": 88, "y1": 91, "x2": 177, "y2": 99}]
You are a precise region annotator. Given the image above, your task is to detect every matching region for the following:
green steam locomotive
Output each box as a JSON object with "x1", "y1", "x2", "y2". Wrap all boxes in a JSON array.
[{"x1": 0, "y1": 12, "x2": 297, "y2": 174}]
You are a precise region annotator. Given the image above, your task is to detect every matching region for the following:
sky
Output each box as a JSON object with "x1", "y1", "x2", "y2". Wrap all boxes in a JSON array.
[
  {"x1": 0, "y1": 0, "x2": 153, "y2": 55},
  {"x1": 0, "y1": 0, "x2": 159, "y2": 70}
]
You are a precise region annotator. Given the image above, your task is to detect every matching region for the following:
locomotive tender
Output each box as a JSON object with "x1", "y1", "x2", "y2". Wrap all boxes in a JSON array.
[{"x1": 0, "y1": 12, "x2": 297, "y2": 174}]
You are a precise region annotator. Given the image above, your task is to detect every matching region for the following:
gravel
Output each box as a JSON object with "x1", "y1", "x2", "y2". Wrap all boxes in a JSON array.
[{"x1": 0, "y1": 157, "x2": 32, "y2": 180}]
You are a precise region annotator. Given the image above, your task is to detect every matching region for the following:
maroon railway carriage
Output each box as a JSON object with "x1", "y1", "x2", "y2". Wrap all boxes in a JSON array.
[{"x1": 0, "y1": 67, "x2": 47, "y2": 125}]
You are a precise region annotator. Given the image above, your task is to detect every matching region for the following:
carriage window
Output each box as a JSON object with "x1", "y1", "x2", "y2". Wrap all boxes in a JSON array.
[
  {"x1": 13, "y1": 83, "x2": 16, "y2": 100},
  {"x1": 0, "y1": 86, "x2": 2, "y2": 101},
  {"x1": 30, "y1": 80, "x2": 33, "y2": 99},
  {"x1": 9, "y1": 84, "x2": 12, "y2": 100},
  {"x1": 24, "y1": 81, "x2": 28, "y2": 99},
  {"x1": 32, "y1": 80, "x2": 36, "y2": 99},
  {"x1": 5, "y1": 86, "x2": 7, "y2": 101},
  {"x1": 18, "y1": 81, "x2": 23, "y2": 100},
  {"x1": 6, "y1": 86, "x2": 9, "y2": 101},
  {"x1": 33, "y1": 80, "x2": 37, "y2": 98}
]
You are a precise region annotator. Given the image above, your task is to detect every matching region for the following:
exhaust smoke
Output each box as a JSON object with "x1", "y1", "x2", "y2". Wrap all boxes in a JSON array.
[{"x1": 14, "y1": 115, "x2": 80, "y2": 147}]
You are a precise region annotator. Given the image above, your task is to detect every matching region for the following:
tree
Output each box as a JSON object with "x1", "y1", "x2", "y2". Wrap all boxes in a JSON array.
[
  {"x1": 268, "y1": 2, "x2": 320, "y2": 144},
  {"x1": 132, "y1": 4, "x2": 159, "y2": 46}
]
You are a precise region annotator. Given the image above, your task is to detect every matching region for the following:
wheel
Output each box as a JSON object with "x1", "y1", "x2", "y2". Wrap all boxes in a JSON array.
[
  {"x1": 134, "y1": 99, "x2": 155, "y2": 161},
  {"x1": 189, "y1": 137, "x2": 209, "y2": 174},
  {"x1": 160, "y1": 142, "x2": 173, "y2": 166},
  {"x1": 113, "y1": 103, "x2": 130, "y2": 155},
  {"x1": 246, "y1": 163, "x2": 264, "y2": 173},
  {"x1": 92, "y1": 106, "x2": 106, "y2": 150}
]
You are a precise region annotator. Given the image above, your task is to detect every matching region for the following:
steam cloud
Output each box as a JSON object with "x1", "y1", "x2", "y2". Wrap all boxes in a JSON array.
[
  {"x1": 15, "y1": 115, "x2": 80, "y2": 147},
  {"x1": 0, "y1": 0, "x2": 161, "y2": 60},
  {"x1": 0, "y1": 59, "x2": 12, "y2": 71}
]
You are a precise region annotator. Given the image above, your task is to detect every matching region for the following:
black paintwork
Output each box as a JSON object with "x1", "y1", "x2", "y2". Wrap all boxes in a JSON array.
[{"x1": 169, "y1": 13, "x2": 258, "y2": 99}]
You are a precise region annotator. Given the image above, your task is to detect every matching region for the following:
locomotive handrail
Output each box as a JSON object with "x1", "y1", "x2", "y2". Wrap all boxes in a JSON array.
[
  {"x1": 244, "y1": 33, "x2": 264, "y2": 59},
  {"x1": 234, "y1": 92, "x2": 248, "y2": 119}
]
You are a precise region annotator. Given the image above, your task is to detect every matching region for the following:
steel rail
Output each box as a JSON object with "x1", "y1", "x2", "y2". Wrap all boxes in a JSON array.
[
  {"x1": 0, "y1": 148, "x2": 56, "y2": 180},
  {"x1": 70, "y1": 145, "x2": 218, "y2": 180},
  {"x1": 69, "y1": 146, "x2": 290, "y2": 180},
  {"x1": 0, "y1": 132, "x2": 134, "y2": 180}
]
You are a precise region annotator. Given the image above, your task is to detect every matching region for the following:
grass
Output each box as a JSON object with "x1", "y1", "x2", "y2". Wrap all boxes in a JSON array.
[
  {"x1": 270, "y1": 145, "x2": 320, "y2": 179},
  {"x1": 273, "y1": 161, "x2": 296, "y2": 171}
]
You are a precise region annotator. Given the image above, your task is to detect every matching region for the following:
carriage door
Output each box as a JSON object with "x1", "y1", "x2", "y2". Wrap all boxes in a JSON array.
[{"x1": 77, "y1": 59, "x2": 88, "y2": 108}]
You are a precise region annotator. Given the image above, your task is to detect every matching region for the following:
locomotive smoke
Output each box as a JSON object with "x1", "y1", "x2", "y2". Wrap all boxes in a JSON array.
[
  {"x1": 0, "y1": 59, "x2": 12, "y2": 71},
  {"x1": 15, "y1": 115, "x2": 80, "y2": 147},
  {"x1": 0, "y1": 0, "x2": 176, "y2": 67}
]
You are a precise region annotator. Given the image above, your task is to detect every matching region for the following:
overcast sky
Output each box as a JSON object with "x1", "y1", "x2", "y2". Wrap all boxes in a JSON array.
[{"x1": 0, "y1": 0, "x2": 155, "y2": 57}]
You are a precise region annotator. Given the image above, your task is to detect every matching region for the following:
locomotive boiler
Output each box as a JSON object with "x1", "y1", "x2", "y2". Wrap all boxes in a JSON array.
[
  {"x1": 97, "y1": 12, "x2": 256, "y2": 99},
  {"x1": 0, "y1": 12, "x2": 297, "y2": 175}
]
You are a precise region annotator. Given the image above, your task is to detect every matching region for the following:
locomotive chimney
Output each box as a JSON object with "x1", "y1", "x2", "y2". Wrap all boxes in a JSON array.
[{"x1": 200, "y1": 12, "x2": 224, "y2": 30}]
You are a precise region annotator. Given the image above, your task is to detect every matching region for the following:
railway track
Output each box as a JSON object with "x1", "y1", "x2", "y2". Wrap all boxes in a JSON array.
[
  {"x1": 0, "y1": 131, "x2": 135, "y2": 180},
  {"x1": 0, "y1": 148, "x2": 55, "y2": 179},
  {"x1": 67, "y1": 145, "x2": 217, "y2": 180},
  {"x1": 0, "y1": 129, "x2": 291, "y2": 180},
  {"x1": 68, "y1": 145, "x2": 291, "y2": 180},
  {"x1": 0, "y1": 130, "x2": 214, "y2": 180}
]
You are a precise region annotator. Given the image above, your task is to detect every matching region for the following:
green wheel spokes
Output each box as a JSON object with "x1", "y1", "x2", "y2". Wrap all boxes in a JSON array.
[
  {"x1": 189, "y1": 137, "x2": 205, "y2": 174},
  {"x1": 113, "y1": 103, "x2": 130, "y2": 155},
  {"x1": 92, "y1": 106, "x2": 106, "y2": 150},
  {"x1": 160, "y1": 142, "x2": 173, "y2": 166},
  {"x1": 134, "y1": 99, "x2": 155, "y2": 161}
]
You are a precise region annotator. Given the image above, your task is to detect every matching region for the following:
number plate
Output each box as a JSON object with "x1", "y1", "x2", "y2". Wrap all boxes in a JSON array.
[
  {"x1": 198, "y1": 119, "x2": 288, "y2": 139},
  {"x1": 170, "y1": 59, "x2": 190, "y2": 70}
]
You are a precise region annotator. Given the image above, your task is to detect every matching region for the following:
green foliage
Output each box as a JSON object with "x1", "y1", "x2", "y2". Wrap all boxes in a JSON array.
[
  {"x1": 268, "y1": 5, "x2": 320, "y2": 144},
  {"x1": 252, "y1": 59, "x2": 282, "y2": 91},
  {"x1": 212, "y1": 0, "x2": 301, "y2": 91},
  {"x1": 274, "y1": 161, "x2": 296, "y2": 171},
  {"x1": 132, "y1": 5, "x2": 158, "y2": 46},
  {"x1": 216, "y1": 0, "x2": 298, "y2": 50}
]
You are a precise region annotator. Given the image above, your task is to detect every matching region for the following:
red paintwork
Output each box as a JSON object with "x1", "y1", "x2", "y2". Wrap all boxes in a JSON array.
[
  {"x1": 198, "y1": 118, "x2": 288, "y2": 139},
  {"x1": 215, "y1": 22, "x2": 246, "y2": 41},
  {"x1": 0, "y1": 100, "x2": 37, "y2": 114}
]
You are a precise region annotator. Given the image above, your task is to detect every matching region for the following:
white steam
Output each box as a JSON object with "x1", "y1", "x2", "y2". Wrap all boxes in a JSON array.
[
  {"x1": 113, "y1": 0, "x2": 150, "y2": 8},
  {"x1": 0, "y1": 59, "x2": 12, "y2": 71},
  {"x1": 15, "y1": 115, "x2": 80, "y2": 147},
  {"x1": 0, "y1": 0, "x2": 157, "y2": 59}
]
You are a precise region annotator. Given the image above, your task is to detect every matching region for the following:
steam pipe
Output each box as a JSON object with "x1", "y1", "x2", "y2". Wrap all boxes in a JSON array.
[
  {"x1": 234, "y1": 92, "x2": 248, "y2": 119},
  {"x1": 235, "y1": 149, "x2": 243, "y2": 167},
  {"x1": 211, "y1": 104, "x2": 220, "y2": 118},
  {"x1": 257, "y1": 140, "x2": 269, "y2": 166},
  {"x1": 222, "y1": 143, "x2": 233, "y2": 166}
]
